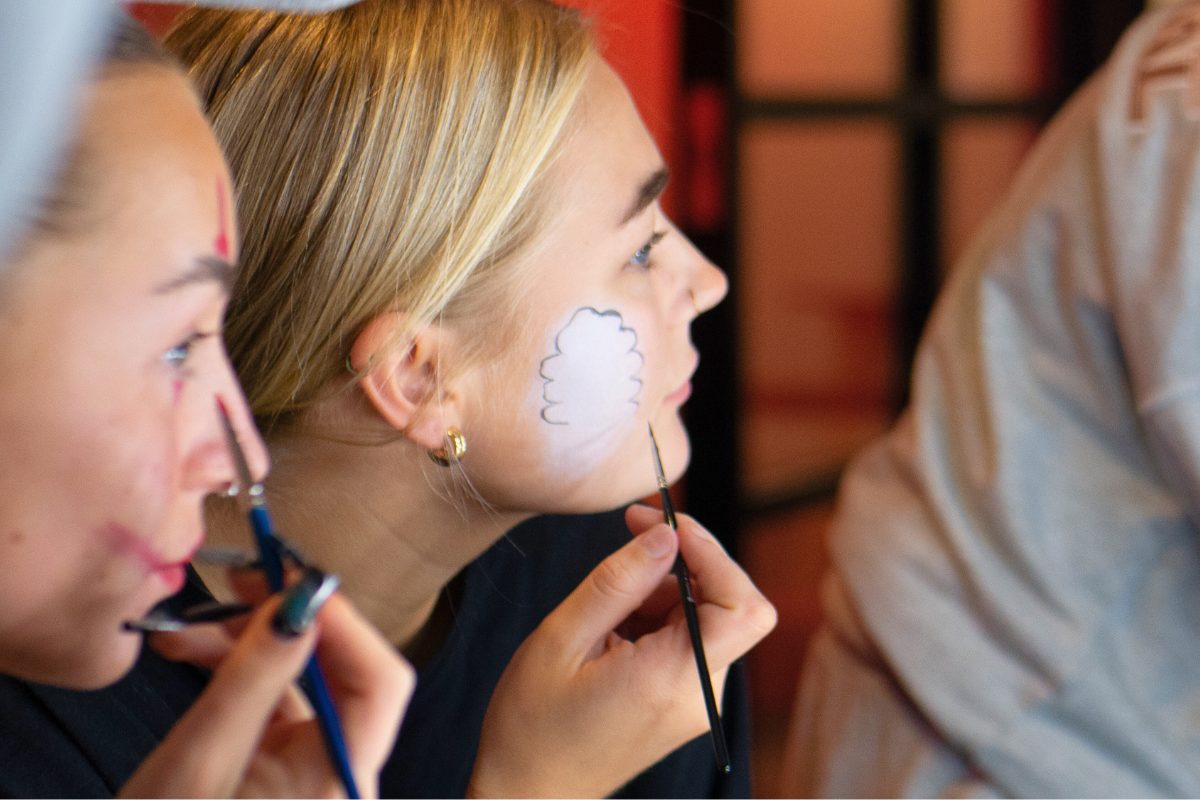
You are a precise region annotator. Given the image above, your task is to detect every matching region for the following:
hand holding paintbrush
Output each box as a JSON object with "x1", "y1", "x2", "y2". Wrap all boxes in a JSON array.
[
  {"x1": 121, "y1": 400, "x2": 415, "y2": 798},
  {"x1": 123, "y1": 574, "x2": 414, "y2": 798},
  {"x1": 470, "y1": 496, "x2": 777, "y2": 798}
]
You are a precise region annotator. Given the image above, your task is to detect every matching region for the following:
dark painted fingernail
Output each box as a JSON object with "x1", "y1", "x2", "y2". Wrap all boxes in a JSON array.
[{"x1": 272, "y1": 567, "x2": 339, "y2": 638}]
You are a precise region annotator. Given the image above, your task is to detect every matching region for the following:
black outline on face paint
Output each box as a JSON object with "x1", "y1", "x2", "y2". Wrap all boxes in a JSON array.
[{"x1": 539, "y1": 307, "x2": 644, "y2": 425}]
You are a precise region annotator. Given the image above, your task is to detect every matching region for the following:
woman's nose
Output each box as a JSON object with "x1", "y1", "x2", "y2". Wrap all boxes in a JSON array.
[{"x1": 688, "y1": 247, "x2": 728, "y2": 315}]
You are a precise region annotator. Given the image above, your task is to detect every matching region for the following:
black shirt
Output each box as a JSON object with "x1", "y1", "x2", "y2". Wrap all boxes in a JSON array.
[
  {"x1": 383, "y1": 509, "x2": 750, "y2": 798},
  {"x1": 0, "y1": 510, "x2": 751, "y2": 798},
  {"x1": 0, "y1": 577, "x2": 211, "y2": 797}
]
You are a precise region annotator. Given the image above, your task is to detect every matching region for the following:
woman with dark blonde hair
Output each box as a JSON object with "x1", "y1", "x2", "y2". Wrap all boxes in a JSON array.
[{"x1": 161, "y1": 0, "x2": 775, "y2": 796}]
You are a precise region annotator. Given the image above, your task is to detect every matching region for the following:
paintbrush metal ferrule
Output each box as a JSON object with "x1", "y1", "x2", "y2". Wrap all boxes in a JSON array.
[
  {"x1": 216, "y1": 397, "x2": 265, "y2": 511},
  {"x1": 647, "y1": 424, "x2": 678, "y2": 530}
]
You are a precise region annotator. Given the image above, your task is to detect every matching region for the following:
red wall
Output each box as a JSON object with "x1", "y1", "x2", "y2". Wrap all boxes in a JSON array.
[{"x1": 561, "y1": 0, "x2": 682, "y2": 218}]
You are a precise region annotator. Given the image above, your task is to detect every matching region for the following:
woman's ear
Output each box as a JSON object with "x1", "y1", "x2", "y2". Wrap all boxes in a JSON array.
[{"x1": 350, "y1": 312, "x2": 462, "y2": 451}]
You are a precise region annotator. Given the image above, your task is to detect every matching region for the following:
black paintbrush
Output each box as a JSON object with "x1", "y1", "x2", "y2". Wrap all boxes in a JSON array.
[{"x1": 648, "y1": 424, "x2": 731, "y2": 773}]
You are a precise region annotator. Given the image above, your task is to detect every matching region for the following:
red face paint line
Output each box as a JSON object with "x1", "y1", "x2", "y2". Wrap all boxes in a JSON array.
[
  {"x1": 99, "y1": 521, "x2": 193, "y2": 594},
  {"x1": 214, "y1": 178, "x2": 230, "y2": 260},
  {"x1": 172, "y1": 378, "x2": 184, "y2": 408}
]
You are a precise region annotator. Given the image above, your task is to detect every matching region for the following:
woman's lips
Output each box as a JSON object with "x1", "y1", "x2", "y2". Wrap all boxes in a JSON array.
[
  {"x1": 663, "y1": 354, "x2": 699, "y2": 407},
  {"x1": 664, "y1": 380, "x2": 692, "y2": 405},
  {"x1": 155, "y1": 563, "x2": 188, "y2": 594},
  {"x1": 101, "y1": 521, "x2": 198, "y2": 592}
]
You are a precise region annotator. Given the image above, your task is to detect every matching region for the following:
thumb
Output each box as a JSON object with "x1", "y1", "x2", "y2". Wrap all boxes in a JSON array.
[{"x1": 542, "y1": 524, "x2": 678, "y2": 659}]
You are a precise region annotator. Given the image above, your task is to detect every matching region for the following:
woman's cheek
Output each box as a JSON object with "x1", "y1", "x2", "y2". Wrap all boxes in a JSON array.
[
  {"x1": 528, "y1": 305, "x2": 646, "y2": 481},
  {"x1": 98, "y1": 408, "x2": 179, "y2": 556}
]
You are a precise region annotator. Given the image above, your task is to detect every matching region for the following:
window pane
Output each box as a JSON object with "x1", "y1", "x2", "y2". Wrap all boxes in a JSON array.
[
  {"x1": 741, "y1": 501, "x2": 835, "y2": 799},
  {"x1": 941, "y1": 118, "x2": 1040, "y2": 271},
  {"x1": 738, "y1": 0, "x2": 902, "y2": 97},
  {"x1": 941, "y1": 0, "x2": 1050, "y2": 99},
  {"x1": 739, "y1": 121, "x2": 897, "y2": 495}
]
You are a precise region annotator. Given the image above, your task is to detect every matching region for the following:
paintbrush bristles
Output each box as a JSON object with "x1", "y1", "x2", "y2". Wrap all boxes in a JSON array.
[{"x1": 648, "y1": 424, "x2": 669, "y2": 483}]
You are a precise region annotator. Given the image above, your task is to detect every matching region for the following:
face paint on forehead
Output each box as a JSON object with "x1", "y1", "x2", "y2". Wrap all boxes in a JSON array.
[
  {"x1": 213, "y1": 178, "x2": 230, "y2": 260},
  {"x1": 536, "y1": 307, "x2": 644, "y2": 478}
]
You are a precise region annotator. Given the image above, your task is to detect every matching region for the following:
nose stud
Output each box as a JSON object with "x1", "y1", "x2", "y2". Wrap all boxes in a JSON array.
[{"x1": 689, "y1": 288, "x2": 699, "y2": 313}]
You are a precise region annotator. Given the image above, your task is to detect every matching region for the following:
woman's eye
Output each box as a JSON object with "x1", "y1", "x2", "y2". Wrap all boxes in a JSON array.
[
  {"x1": 162, "y1": 332, "x2": 210, "y2": 370},
  {"x1": 629, "y1": 230, "x2": 667, "y2": 269},
  {"x1": 162, "y1": 342, "x2": 192, "y2": 369},
  {"x1": 631, "y1": 243, "x2": 654, "y2": 267}
]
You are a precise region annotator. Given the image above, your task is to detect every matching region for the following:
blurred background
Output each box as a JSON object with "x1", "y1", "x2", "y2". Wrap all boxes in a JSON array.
[{"x1": 128, "y1": 0, "x2": 1157, "y2": 795}]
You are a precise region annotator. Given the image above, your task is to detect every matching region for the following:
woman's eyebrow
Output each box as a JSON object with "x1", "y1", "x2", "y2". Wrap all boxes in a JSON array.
[
  {"x1": 154, "y1": 255, "x2": 238, "y2": 295},
  {"x1": 619, "y1": 166, "x2": 670, "y2": 226}
]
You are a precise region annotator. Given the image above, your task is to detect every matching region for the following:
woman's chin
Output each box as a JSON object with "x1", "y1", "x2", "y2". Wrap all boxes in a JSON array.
[
  {"x1": 522, "y1": 415, "x2": 692, "y2": 514},
  {"x1": 649, "y1": 414, "x2": 691, "y2": 485},
  {"x1": 11, "y1": 630, "x2": 142, "y2": 691}
]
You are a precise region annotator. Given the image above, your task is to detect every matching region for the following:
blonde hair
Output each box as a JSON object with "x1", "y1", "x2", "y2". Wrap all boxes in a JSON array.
[{"x1": 165, "y1": 0, "x2": 594, "y2": 431}]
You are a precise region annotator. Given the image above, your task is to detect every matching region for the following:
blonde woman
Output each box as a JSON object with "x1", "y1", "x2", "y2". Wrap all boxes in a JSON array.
[{"x1": 165, "y1": 1, "x2": 776, "y2": 796}]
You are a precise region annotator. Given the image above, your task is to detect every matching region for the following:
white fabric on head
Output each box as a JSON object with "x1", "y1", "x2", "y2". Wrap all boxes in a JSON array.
[{"x1": 0, "y1": 0, "x2": 362, "y2": 265}]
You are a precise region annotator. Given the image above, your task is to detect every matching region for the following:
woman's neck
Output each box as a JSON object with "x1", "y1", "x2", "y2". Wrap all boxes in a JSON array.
[{"x1": 205, "y1": 397, "x2": 531, "y2": 652}]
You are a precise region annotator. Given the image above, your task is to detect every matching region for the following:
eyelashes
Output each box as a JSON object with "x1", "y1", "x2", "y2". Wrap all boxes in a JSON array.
[
  {"x1": 162, "y1": 331, "x2": 215, "y2": 370},
  {"x1": 629, "y1": 229, "x2": 668, "y2": 269}
]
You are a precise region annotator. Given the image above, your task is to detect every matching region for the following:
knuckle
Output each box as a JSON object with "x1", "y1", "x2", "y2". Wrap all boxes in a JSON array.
[
  {"x1": 391, "y1": 657, "x2": 418, "y2": 702},
  {"x1": 590, "y1": 554, "x2": 640, "y2": 602}
]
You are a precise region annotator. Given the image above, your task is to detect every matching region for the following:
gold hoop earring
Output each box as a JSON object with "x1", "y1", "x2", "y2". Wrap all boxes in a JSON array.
[{"x1": 428, "y1": 426, "x2": 467, "y2": 467}]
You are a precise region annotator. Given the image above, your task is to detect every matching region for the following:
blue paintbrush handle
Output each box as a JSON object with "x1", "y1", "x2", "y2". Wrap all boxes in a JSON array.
[
  {"x1": 247, "y1": 503, "x2": 359, "y2": 798},
  {"x1": 302, "y1": 658, "x2": 360, "y2": 798},
  {"x1": 249, "y1": 505, "x2": 285, "y2": 591}
]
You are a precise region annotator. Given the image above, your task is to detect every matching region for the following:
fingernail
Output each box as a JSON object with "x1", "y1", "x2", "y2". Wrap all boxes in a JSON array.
[
  {"x1": 639, "y1": 525, "x2": 675, "y2": 559},
  {"x1": 271, "y1": 567, "x2": 339, "y2": 638}
]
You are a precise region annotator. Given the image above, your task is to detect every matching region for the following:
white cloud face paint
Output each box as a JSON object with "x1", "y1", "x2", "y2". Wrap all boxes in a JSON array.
[{"x1": 536, "y1": 307, "x2": 644, "y2": 479}]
